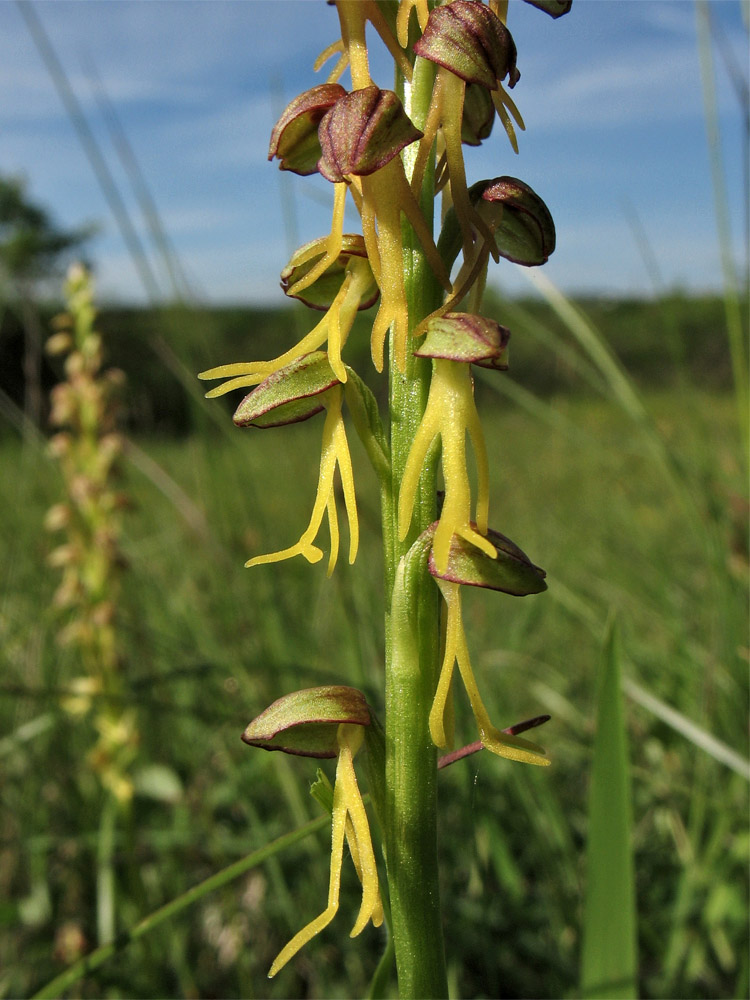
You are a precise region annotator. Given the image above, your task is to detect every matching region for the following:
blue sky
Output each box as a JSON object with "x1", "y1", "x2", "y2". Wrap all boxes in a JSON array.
[{"x1": 1, "y1": 0, "x2": 747, "y2": 304}]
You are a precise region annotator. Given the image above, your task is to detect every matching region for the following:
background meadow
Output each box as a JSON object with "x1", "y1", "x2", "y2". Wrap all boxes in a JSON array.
[{"x1": 1, "y1": 2, "x2": 748, "y2": 998}]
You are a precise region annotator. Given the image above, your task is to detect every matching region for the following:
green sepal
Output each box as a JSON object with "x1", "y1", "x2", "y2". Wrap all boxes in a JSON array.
[
  {"x1": 232, "y1": 352, "x2": 338, "y2": 428},
  {"x1": 521, "y1": 0, "x2": 572, "y2": 18},
  {"x1": 281, "y1": 235, "x2": 379, "y2": 311},
  {"x1": 424, "y1": 523, "x2": 547, "y2": 595},
  {"x1": 268, "y1": 84, "x2": 347, "y2": 175},
  {"x1": 462, "y1": 82, "x2": 495, "y2": 146},
  {"x1": 241, "y1": 686, "x2": 371, "y2": 759},
  {"x1": 414, "y1": 312, "x2": 509, "y2": 370},
  {"x1": 310, "y1": 768, "x2": 335, "y2": 814},
  {"x1": 479, "y1": 176, "x2": 556, "y2": 266},
  {"x1": 438, "y1": 176, "x2": 555, "y2": 272}
]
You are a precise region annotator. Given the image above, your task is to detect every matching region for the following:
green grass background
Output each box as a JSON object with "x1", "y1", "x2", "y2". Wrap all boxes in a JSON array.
[{"x1": 0, "y1": 295, "x2": 748, "y2": 999}]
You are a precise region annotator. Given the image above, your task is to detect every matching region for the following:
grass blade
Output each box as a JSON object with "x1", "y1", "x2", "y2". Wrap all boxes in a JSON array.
[
  {"x1": 623, "y1": 678, "x2": 750, "y2": 781},
  {"x1": 581, "y1": 618, "x2": 638, "y2": 999},
  {"x1": 31, "y1": 812, "x2": 329, "y2": 999}
]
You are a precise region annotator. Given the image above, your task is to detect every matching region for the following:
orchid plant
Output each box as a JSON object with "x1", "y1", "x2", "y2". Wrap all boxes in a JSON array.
[{"x1": 200, "y1": 0, "x2": 570, "y2": 993}]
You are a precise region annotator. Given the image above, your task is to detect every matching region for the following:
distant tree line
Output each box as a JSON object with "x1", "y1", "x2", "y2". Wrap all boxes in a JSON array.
[{"x1": 0, "y1": 294, "x2": 740, "y2": 438}]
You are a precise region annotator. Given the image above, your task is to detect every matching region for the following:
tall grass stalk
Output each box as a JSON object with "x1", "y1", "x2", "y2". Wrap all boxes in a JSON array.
[{"x1": 695, "y1": 0, "x2": 749, "y2": 470}]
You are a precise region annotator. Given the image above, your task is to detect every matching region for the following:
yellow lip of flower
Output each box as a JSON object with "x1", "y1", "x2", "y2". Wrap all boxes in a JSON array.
[
  {"x1": 268, "y1": 722, "x2": 383, "y2": 978},
  {"x1": 431, "y1": 578, "x2": 549, "y2": 766},
  {"x1": 398, "y1": 358, "x2": 493, "y2": 572},
  {"x1": 245, "y1": 385, "x2": 358, "y2": 576},
  {"x1": 199, "y1": 241, "x2": 374, "y2": 390}
]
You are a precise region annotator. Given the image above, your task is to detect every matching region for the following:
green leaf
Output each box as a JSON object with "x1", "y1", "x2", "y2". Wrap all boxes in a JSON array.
[
  {"x1": 581, "y1": 618, "x2": 638, "y2": 999},
  {"x1": 310, "y1": 768, "x2": 335, "y2": 814},
  {"x1": 344, "y1": 366, "x2": 391, "y2": 480}
]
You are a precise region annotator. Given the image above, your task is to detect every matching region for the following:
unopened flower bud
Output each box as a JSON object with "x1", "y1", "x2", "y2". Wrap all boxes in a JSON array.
[
  {"x1": 413, "y1": 0, "x2": 520, "y2": 90},
  {"x1": 318, "y1": 86, "x2": 422, "y2": 183},
  {"x1": 48, "y1": 433, "x2": 71, "y2": 458},
  {"x1": 479, "y1": 176, "x2": 556, "y2": 265},
  {"x1": 46, "y1": 332, "x2": 73, "y2": 356},
  {"x1": 48, "y1": 543, "x2": 79, "y2": 568},
  {"x1": 44, "y1": 503, "x2": 72, "y2": 532},
  {"x1": 414, "y1": 312, "x2": 509, "y2": 370}
]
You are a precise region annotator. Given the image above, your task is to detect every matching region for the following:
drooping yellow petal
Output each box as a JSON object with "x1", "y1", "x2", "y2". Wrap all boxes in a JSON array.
[
  {"x1": 414, "y1": 244, "x2": 491, "y2": 339},
  {"x1": 202, "y1": 372, "x2": 266, "y2": 398},
  {"x1": 398, "y1": 394, "x2": 441, "y2": 541},
  {"x1": 344, "y1": 815, "x2": 384, "y2": 927},
  {"x1": 245, "y1": 388, "x2": 357, "y2": 575},
  {"x1": 315, "y1": 38, "x2": 349, "y2": 84},
  {"x1": 397, "y1": 0, "x2": 429, "y2": 47},
  {"x1": 268, "y1": 755, "x2": 349, "y2": 978},
  {"x1": 332, "y1": 410, "x2": 359, "y2": 564},
  {"x1": 246, "y1": 395, "x2": 340, "y2": 570},
  {"x1": 429, "y1": 610, "x2": 457, "y2": 749},
  {"x1": 399, "y1": 360, "x2": 493, "y2": 572},
  {"x1": 335, "y1": 724, "x2": 382, "y2": 937},
  {"x1": 365, "y1": 0, "x2": 413, "y2": 82},
  {"x1": 326, "y1": 490, "x2": 340, "y2": 577},
  {"x1": 489, "y1": 0, "x2": 509, "y2": 25},
  {"x1": 439, "y1": 71, "x2": 499, "y2": 262},
  {"x1": 435, "y1": 579, "x2": 550, "y2": 766},
  {"x1": 287, "y1": 183, "x2": 347, "y2": 298}
]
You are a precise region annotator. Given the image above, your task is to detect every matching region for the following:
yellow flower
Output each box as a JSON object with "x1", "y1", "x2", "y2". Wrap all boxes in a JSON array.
[
  {"x1": 430, "y1": 578, "x2": 549, "y2": 766},
  {"x1": 246, "y1": 385, "x2": 358, "y2": 576},
  {"x1": 398, "y1": 358, "x2": 494, "y2": 572},
  {"x1": 269, "y1": 722, "x2": 383, "y2": 978}
]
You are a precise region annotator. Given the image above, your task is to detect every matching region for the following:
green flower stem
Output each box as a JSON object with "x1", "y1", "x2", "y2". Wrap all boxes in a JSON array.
[{"x1": 383, "y1": 54, "x2": 449, "y2": 999}]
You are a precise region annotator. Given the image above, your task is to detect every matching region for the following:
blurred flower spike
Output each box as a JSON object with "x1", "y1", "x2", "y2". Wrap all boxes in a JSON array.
[
  {"x1": 422, "y1": 525, "x2": 550, "y2": 765},
  {"x1": 241, "y1": 686, "x2": 383, "y2": 977}
]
